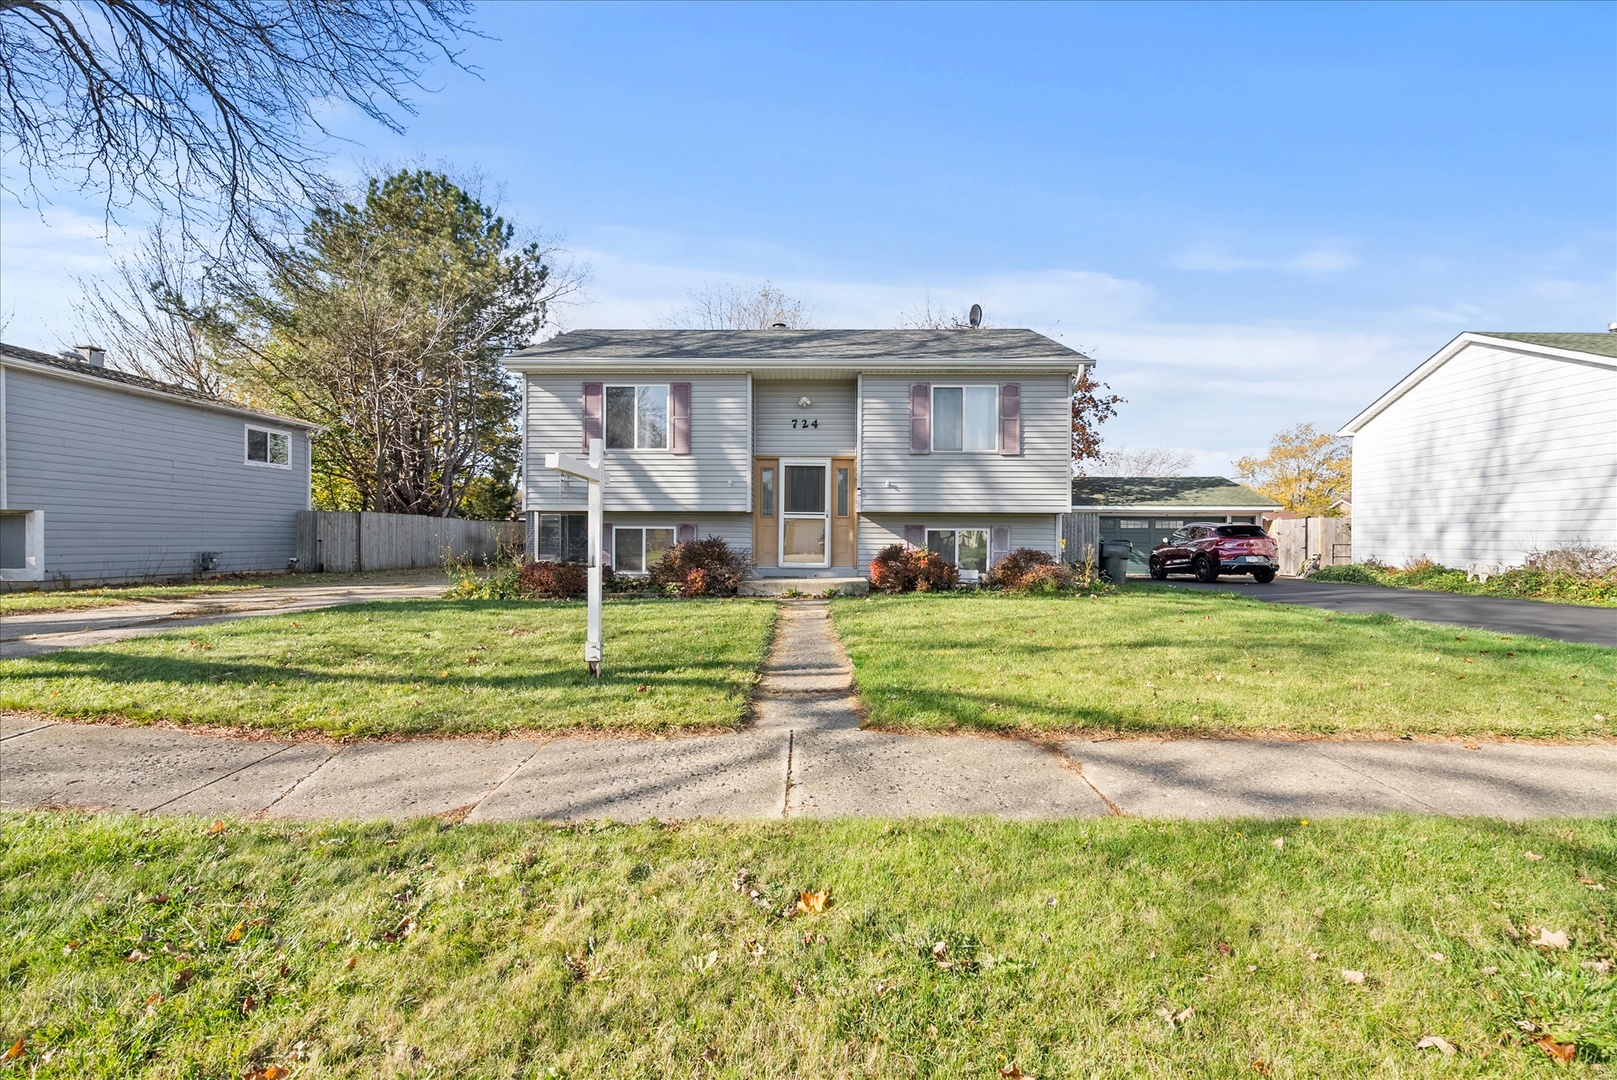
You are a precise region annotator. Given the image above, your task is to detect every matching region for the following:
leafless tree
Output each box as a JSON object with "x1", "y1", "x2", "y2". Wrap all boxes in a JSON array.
[
  {"x1": 1087, "y1": 447, "x2": 1195, "y2": 477},
  {"x1": 70, "y1": 225, "x2": 228, "y2": 393},
  {"x1": 0, "y1": 0, "x2": 473, "y2": 255},
  {"x1": 662, "y1": 281, "x2": 817, "y2": 329},
  {"x1": 897, "y1": 295, "x2": 987, "y2": 329}
]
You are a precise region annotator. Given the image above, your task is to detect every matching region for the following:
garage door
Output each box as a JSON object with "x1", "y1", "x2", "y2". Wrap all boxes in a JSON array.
[{"x1": 1099, "y1": 516, "x2": 1192, "y2": 573}]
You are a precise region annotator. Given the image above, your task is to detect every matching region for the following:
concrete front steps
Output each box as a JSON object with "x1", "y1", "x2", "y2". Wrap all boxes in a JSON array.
[{"x1": 739, "y1": 575, "x2": 869, "y2": 597}]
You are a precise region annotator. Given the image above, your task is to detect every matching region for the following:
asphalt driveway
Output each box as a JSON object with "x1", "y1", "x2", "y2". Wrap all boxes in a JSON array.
[{"x1": 1156, "y1": 576, "x2": 1616, "y2": 647}]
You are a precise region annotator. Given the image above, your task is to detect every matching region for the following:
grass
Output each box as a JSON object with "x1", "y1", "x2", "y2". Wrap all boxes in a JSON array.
[
  {"x1": 0, "y1": 572, "x2": 441, "y2": 616},
  {"x1": 1307, "y1": 563, "x2": 1617, "y2": 607},
  {"x1": 832, "y1": 589, "x2": 1617, "y2": 740},
  {"x1": 1, "y1": 811, "x2": 1612, "y2": 1077},
  {"x1": 0, "y1": 599, "x2": 777, "y2": 737}
]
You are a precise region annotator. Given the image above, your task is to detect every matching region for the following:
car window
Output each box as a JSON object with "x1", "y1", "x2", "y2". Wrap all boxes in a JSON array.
[
  {"x1": 1188, "y1": 526, "x2": 1209, "y2": 540},
  {"x1": 1216, "y1": 525, "x2": 1268, "y2": 538},
  {"x1": 1168, "y1": 529, "x2": 1188, "y2": 543}
]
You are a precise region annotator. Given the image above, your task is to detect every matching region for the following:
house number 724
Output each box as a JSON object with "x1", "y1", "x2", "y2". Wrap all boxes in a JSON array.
[{"x1": 791, "y1": 419, "x2": 819, "y2": 429}]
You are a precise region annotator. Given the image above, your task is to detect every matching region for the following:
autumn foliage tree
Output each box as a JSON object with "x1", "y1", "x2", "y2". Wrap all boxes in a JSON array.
[
  {"x1": 1071, "y1": 368, "x2": 1124, "y2": 475},
  {"x1": 1235, "y1": 423, "x2": 1352, "y2": 515}
]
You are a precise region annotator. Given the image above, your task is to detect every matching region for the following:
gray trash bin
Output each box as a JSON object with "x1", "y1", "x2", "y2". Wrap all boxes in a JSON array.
[{"x1": 1100, "y1": 539, "x2": 1132, "y2": 584}]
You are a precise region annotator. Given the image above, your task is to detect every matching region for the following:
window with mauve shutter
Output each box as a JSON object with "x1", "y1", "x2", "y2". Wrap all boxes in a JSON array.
[
  {"x1": 581, "y1": 382, "x2": 603, "y2": 452},
  {"x1": 998, "y1": 383, "x2": 1020, "y2": 456},
  {"x1": 909, "y1": 384, "x2": 930, "y2": 454}
]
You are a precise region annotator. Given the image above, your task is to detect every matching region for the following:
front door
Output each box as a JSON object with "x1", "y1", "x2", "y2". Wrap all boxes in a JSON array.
[{"x1": 779, "y1": 459, "x2": 829, "y2": 569}]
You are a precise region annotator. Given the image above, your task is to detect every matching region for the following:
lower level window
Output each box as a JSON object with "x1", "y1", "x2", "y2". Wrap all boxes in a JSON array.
[
  {"x1": 927, "y1": 528, "x2": 989, "y2": 574},
  {"x1": 536, "y1": 513, "x2": 588, "y2": 562},
  {"x1": 0, "y1": 509, "x2": 43, "y2": 580},
  {"x1": 613, "y1": 526, "x2": 674, "y2": 574}
]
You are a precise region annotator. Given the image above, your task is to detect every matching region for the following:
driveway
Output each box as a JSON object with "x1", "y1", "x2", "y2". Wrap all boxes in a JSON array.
[
  {"x1": 0, "y1": 573, "x2": 449, "y2": 658},
  {"x1": 1156, "y1": 577, "x2": 1616, "y2": 647}
]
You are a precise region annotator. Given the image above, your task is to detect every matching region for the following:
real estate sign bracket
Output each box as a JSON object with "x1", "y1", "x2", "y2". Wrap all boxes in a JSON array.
[{"x1": 543, "y1": 438, "x2": 606, "y2": 677}]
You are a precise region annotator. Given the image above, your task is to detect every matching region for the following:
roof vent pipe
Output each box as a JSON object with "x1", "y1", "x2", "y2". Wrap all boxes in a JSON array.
[
  {"x1": 769, "y1": 322, "x2": 789, "y2": 330},
  {"x1": 72, "y1": 344, "x2": 106, "y2": 366},
  {"x1": 1608, "y1": 322, "x2": 1617, "y2": 333}
]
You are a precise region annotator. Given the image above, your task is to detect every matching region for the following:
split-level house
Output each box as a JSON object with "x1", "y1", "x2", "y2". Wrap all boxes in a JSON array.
[{"x1": 503, "y1": 329, "x2": 1089, "y2": 580}]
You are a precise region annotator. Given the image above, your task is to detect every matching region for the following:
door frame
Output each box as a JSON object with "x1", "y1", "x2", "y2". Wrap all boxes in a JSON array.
[{"x1": 778, "y1": 457, "x2": 831, "y2": 570}]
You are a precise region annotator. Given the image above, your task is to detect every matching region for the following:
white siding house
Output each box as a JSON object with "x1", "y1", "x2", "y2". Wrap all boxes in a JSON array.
[
  {"x1": 1, "y1": 343, "x2": 316, "y2": 587},
  {"x1": 1339, "y1": 332, "x2": 1617, "y2": 568},
  {"x1": 504, "y1": 328, "x2": 1088, "y2": 579}
]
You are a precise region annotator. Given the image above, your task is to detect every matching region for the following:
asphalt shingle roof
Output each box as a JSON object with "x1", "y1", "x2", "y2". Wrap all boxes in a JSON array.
[
  {"x1": 1475, "y1": 332, "x2": 1617, "y2": 358},
  {"x1": 1070, "y1": 475, "x2": 1281, "y2": 509},
  {"x1": 0, "y1": 342, "x2": 315, "y2": 427},
  {"x1": 510, "y1": 328, "x2": 1088, "y2": 363}
]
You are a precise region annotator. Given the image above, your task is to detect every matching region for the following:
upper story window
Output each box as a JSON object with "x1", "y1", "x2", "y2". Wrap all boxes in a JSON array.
[
  {"x1": 245, "y1": 425, "x2": 292, "y2": 468},
  {"x1": 932, "y1": 386, "x2": 998, "y2": 452},
  {"x1": 605, "y1": 385, "x2": 669, "y2": 450}
]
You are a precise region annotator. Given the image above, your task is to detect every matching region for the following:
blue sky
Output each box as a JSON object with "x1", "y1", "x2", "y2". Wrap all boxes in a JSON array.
[{"x1": 3, "y1": 1, "x2": 1613, "y2": 471}]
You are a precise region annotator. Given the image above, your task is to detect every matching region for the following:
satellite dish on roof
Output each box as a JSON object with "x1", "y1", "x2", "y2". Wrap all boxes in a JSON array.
[{"x1": 968, "y1": 304, "x2": 983, "y2": 328}]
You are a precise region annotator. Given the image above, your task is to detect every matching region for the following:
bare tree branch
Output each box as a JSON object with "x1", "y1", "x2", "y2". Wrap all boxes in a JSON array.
[{"x1": 662, "y1": 280, "x2": 817, "y2": 330}]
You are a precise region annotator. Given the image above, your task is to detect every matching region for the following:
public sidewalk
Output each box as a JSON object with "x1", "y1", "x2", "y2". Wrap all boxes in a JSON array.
[{"x1": 5, "y1": 603, "x2": 1614, "y2": 821}]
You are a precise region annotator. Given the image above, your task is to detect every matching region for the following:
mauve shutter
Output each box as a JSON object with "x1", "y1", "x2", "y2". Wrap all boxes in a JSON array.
[
  {"x1": 670, "y1": 382, "x2": 692, "y2": 455},
  {"x1": 991, "y1": 527, "x2": 1011, "y2": 567},
  {"x1": 582, "y1": 382, "x2": 604, "y2": 452},
  {"x1": 903, "y1": 524, "x2": 925, "y2": 548},
  {"x1": 909, "y1": 383, "x2": 931, "y2": 454},
  {"x1": 999, "y1": 383, "x2": 1021, "y2": 456},
  {"x1": 677, "y1": 523, "x2": 697, "y2": 544},
  {"x1": 601, "y1": 524, "x2": 614, "y2": 569}
]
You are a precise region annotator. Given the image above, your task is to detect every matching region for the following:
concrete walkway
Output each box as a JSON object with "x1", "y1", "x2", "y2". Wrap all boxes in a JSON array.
[
  {"x1": 0, "y1": 574, "x2": 449, "y2": 658},
  {"x1": 5, "y1": 601, "x2": 1614, "y2": 821},
  {"x1": 1160, "y1": 577, "x2": 1616, "y2": 647}
]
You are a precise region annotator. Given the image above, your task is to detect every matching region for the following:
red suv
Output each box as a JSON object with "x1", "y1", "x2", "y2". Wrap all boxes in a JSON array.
[{"x1": 1148, "y1": 523, "x2": 1279, "y2": 583}]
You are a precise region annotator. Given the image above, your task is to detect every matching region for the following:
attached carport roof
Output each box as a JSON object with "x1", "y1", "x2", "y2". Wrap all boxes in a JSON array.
[{"x1": 1071, "y1": 476, "x2": 1281, "y2": 512}]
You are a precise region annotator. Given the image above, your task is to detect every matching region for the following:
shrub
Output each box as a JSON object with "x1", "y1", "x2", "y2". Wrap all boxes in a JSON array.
[
  {"x1": 518, "y1": 560, "x2": 588, "y2": 599},
  {"x1": 649, "y1": 536, "x2": 751, "y2": 597},
  {"x1": 985, "y1": 547, "x2": 1057, "y2": 589},
  {"x1": 869, "y1": 543, "x2": 960, "y2": 593},
  {"x1": 1306, "y1": 564, "x2": 1386, "y2": 587},
  {"x1": 443, "y1": 556, "x2": 525, "y2": 600},
  {"x1": 1525, "y1": 542, "x2": 1617, "y2": 579}
]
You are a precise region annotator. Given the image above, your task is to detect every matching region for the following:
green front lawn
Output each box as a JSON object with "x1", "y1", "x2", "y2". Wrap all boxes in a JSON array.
[
  {"x1": 832, "y1": 590, "x2": 1616, "y2": 739},
  {"x1": 0, "y1": 599, "x2": 776, "y2": 737},
  {"x1": 0, "y1": 572, "x2": 442, "y2": 616},
  {"x1": 2, "y1": 812, "x2": 1611, "y2": 1077}
]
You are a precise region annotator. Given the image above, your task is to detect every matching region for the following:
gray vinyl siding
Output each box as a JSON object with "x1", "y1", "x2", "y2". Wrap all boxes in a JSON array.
[
  {"x1": 752, "y1": 380, "x2": 857, "y2": 457},
  {"x1": 857, "y1": 373, "x2": 1072, "y2": 514},
  {"x1": 524, "y1": 510, "x2": 751, "y2": 563},
  {"x1": 523, "y1": 373, "x2": 750, "y2": 514},
  {"x1": 858, "y1": 514, "x2": 1061, "y2": 572},
  {"x1": 3, "y1": 367, "x2": 307, "y2": 585}
]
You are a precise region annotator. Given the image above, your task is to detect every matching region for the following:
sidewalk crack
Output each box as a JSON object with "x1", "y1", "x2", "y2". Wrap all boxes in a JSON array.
[
  {"x1": 143, "y1": 743, "x2": 294, "y2": 814},
  {"x1": 780, "y1": 730, "x2": 794, "y2": 818},
  {"x1": 463, "y1": 742, "x2": 544, "y2": 823},
  {"x1": 1305, "y1": 745, "x2": 1442, "y2": 813}
]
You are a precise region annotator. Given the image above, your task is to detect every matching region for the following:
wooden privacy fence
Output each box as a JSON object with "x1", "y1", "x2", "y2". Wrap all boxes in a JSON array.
[
  {"x1": 1270, "y1": 516, "x2": 1352, "y2": 577},
  {"x1": 296, "y1": 511, "x2": 524, "y2": 573},
  {"x1": 1060, "y1": 512, "x2": 1101, "y2": 564}
]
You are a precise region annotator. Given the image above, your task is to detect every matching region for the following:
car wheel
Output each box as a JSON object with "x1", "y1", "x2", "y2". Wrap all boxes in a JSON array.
[
  {"x1": 1193, "y1": 554, "x2": 1219, "y2": 582},
  {"x1": 1148, "y1": 555, "x2": 1168, "y2": 580},
  {"x1": 1252, "y1": 568, "x2": 1276, "y2": 584}
]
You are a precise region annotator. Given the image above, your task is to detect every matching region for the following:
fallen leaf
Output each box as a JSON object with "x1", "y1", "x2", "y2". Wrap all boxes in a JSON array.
[
  {"x1": 241, "y1": 994, "x2": 256, "y2": 1013},
  {"x1": 3, "y1": 1038, "x2": 22, "y2": 1061},
  {"x1": 277, "y1": 963, "x2": 290, "y2": 979},
  {"x1": 999, "y1": 1063, "x2": 1034, "y2": 1079},
  {"x1": 1576, "y1": 876, "x2": 1606, "y2": 891},
  {"x1": 635, "y1": 684, "x2": 649, "y2": 693},
  {"x1": 1251, "y1": 1060, "x2": 1272, "y2": 1076},
  {"x1": 245, "y1": 1068, "x2": 291, "y2": 1080},
  {"x1": 145, "y1": 893, "x2": 169, "y2": 906},
  {"x1": 1516, "y1": 1020, "x2": 1538, "y2": 1033},
  {"x1": 1216, "y1": 942, "x2": 1233, "y2": 956},
  {"x1": 1174, "y1": 1006, "x2": 1195, "y2": 1025},
  {"x1": 743, "y1": 939, "x2": 765, "y2": 958},
  {"x1": 1429, "y1": 952, "x2": 1446, "y2": 962},
  {"x1": 1531, "y1": 928, "x2": 1571, "y2": 950},
  {"x1": 344, "y1": 956, "x2": 357, "y2": 970},
  {"x1": 1415, "y1": 1035, "x2": 1456, "y2": 1056},
  {"x1": 1341, "y1": 969, "x2": 1366, "y2": 984},
  {"x1": 1523, "y1": 851, "x2": 1544, "y2": 861},
  {"x1": 1307, "y1": 951, "x2": 1323, "y2": 962},
  {"x1": 1580, "y1": 959, "x2": 1613, "y2": 975},
  {"x1": 172, "y1": 967, "x2": 195, "y2": 990},
  {"x1": 1480, "y1": 965, "x2": 1499, "y2": 976},
  {"x1": 1535, "y1": 1036, "x2": 1575, "y2": 1065},
  {"x1": 225, "y1": 922, "x2": 245, "y2": 944},
  {"x1": 145, "y1": 993, "x2": 163, "y2": 1006},
  {"x1": 125, "y1": 948, "x2": 151, "y2": 963},
  {"x1": 731, "y1": 868, "x2": 753, "y2": 892},
  {"x1": 1271, "y1": 837, "x2": 1284, "y2": 850},
  {"x1": 796, "y1": 888, "x2": 832, "y2": 915}
]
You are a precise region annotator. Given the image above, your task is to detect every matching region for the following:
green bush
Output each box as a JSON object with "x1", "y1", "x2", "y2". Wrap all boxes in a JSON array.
[
  {"x1": 1306, "y1": 564, "x2": 1387, "y2": 586},
  {"x1": 1305, "y1": 558, "x2": 1617, "y2": 606},
  {"x1": 443, "y1": 556, "x2": 525, "y2": 600}
]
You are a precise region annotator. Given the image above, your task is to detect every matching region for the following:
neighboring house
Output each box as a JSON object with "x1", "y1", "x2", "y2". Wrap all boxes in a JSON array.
[
  {"x1": 1065, "y1": 476, "x2": 1281, "y2": 573},
  {"x1": 1339, "y1": 331, "x2": 1617, "y2": 568},
  {"x1": 502, "y1": 328, "x2": 1087, "y2": 579},
  {"x1": 0, "y1": 343, "x2": 316, "y2": 587}
]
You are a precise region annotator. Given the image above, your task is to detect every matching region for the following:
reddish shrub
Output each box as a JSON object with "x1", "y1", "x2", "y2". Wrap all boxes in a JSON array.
[
  {"x1": 650, "y1": 536, "x2": 751, "y2": 597},
  {"x1": 517, "y1": 560, "x2": 588, "y2": 599},
  {"x1": 985, "y1": 547, "x2": 1057, "y2": 589},
  {"x1": 869, "y1": 543, "x2": 960, "y2": 593}
]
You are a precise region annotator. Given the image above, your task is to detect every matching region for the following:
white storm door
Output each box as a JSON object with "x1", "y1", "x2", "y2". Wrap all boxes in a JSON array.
[{"x1": 779, "y1": 460, "x2": 830, "y2": 568}]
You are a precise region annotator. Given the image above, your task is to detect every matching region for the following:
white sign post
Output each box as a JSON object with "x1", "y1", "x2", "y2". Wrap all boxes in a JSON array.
[{"x1": 543, "y1": 437, "x2": 606, "y2": 678}]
